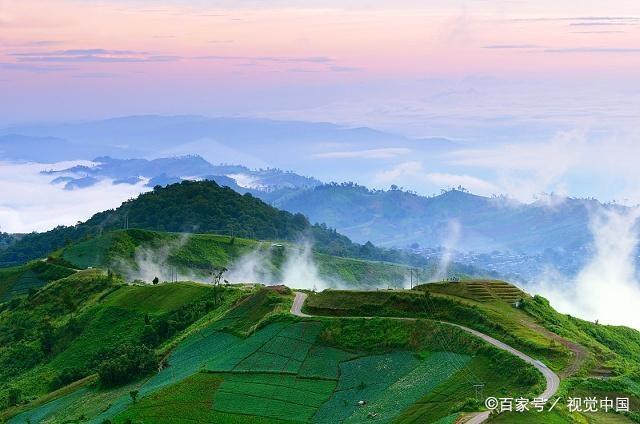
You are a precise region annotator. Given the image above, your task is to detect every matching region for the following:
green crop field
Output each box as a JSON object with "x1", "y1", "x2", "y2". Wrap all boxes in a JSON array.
[
  {"x1": 101, "y1": 282, "x2": 212, "y2": 314},
  {"x1": 213, "y1": 373, "x2": 336, "y2": 422},
  {"x1": 298, "y1": 345, "x2": 356, "y2": 380},
  {"x1": 7, "y1": 311, "x2": 544, "y2": 424},
  {"x1": 3, "y1": 245, "x2": 639, "y2": 424},
  {"x1": 0, "y1": 261, "x2": 76, "y2": 301}
]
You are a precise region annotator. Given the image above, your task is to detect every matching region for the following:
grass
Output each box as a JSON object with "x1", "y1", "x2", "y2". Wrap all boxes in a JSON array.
[
  {"x1": 61, "y1": 232, "x2": 118, "y2": 269},
  {"x1": 58, "y1": 229, "x2": 413, "y2": 289},
  {"x1": 114, "y1": 372, "x2": 299, "y2": 424},
  {"x1": 3, "y1": 277, "x2": 569, "y2": 424},
  {"x1": 396, "y1": 355, "x2": 539, "y2": 423},
  {"x1": 306, "y1": 288, "x2": 572, "y2": 372},
  {"x1": 101, "y1": 282, "x2": 212, "y2": 314},
  {"x1": 214, "y1": 287, "x2": 291, "y2": 334},
  {"x1": 214, "y1": 373, "x2": 336, "y2": 422},
  {"x1": 522, "y1": 294, "x2": 640, "y2": 376},
  {"x1": 0, "y1": 261, "x2": 76, "y2": 301},
  {"x1": 315, "y1": 253, "x2": 409, "y2": 288}
]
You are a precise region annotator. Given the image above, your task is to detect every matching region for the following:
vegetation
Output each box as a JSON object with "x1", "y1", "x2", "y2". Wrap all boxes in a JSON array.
[
  {"x1": 305, "y1": 288, "x2": 569, "y2": 372},
  {"x1": 0, "y1": 260, "x2": 75, "y2": 301},
  {"x1": 1, "y1": 216, "x2": 639, "y2": 424},
  {"x1": 0, "y1": 181, "x2": 486, "y2": 276},
  {"x1": 3, "y1": 276, "x2": 546, "y2": 424},
  {"x1": 50, "y1": 228, "x2": 421, "y2": 289}
]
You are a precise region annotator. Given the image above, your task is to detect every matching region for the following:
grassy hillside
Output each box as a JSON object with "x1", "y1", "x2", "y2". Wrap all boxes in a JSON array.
[
  {"x1": 0, "y1": 261, "x2": 76, "y2": 301},
  {"x1": 0, "y1": 270, "x2": 249, "y2": 414},
  {"x1": 7, "y1": 306, "x2": 543, "y2": 424},
  {"x1": 3, "y1": 242, "x2": 638, "y2": 424},
  {"x1": 54, "y1": 228, "x2": 414, "y2": 289},
  {"x1": 0, "y1": 256, "x2": 550, "y2": 424},
  {"x1": 0, "y1": 180, "x2": 449, "y2": 272},
  {"x1": 305, "y1": 282, "x2": 640, "y2": 423}
]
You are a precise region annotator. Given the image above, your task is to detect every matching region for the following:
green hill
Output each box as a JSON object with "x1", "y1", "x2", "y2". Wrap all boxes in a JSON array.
[
  {"x1": 306, "y1": 282, "x2": 640, "y2": 423},
  {"x1": 1, "y1": 268, "x2": 639, "y2": 423},
  {"x1": 1, "y1": 277, "x2": 542, "y2": 424},
  {"x1": 0, "y1": 261, "x2": 76, "y2": 301},
  {"x1": 49, "y1": 228, "x2": 415, "y2": 290},
  {"x1": 0, "y1": 181, "x2": 474, "y2": 275},
  {"x1": 2, "y1": 224, "x2": 638, "y2": 424}
]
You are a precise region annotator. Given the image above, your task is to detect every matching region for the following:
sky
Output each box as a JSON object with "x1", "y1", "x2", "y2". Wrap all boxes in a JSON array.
[
  {"x1": 1, "y1": 0, "x2": 640, "y2": 212},
  {"x1": 0, "y1": 0, "x2": 639, "y2": 124}
]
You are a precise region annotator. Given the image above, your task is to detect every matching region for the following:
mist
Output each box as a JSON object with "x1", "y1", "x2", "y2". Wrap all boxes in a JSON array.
[
  {"x1": 120, "y1": 237, "x2": 343, "y2": 290},
  {"x1": 225, "y1": 244, "x2": 275, "y2": 284},
  {"x1": 0, "y1": 161, "x2": 149, "y2": 233},
  {"x1": 280, "y1": 243, "x2": 340, "y2": 291},
  {"x1": 432, "y1": 220, "x2": 461, "y2": 281},
  {"x1": 227, "y1": 242, "x2": 342, "y2": 290},
  {"x1": 534, "y1": 207, "x2": 640, "y2": 330},
  {"x1": 115, "y1": 234, "x2": 208, "y2": 284}
]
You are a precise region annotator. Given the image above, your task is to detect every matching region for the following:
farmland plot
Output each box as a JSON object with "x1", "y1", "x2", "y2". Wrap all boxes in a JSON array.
[{"x1": 214, "y1": 373, "x2": 336, "y2": 422}]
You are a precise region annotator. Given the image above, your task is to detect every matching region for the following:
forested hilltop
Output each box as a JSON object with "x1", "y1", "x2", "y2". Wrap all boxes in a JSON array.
[{"x1": 0, "y1": 180, "x2": 470, "y2": 272}]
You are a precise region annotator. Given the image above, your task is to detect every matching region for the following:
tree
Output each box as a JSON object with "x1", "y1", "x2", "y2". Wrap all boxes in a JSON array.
[
  {"x1": 152, "y1": 276, "x2": 159, "y2": 285},
  {"x1": 97, "y1": 345, "x2": 157, "y2": 387},
  {"x1": 210, "y1": 266, "x2": 227, "y2": 307},
  {"x1": 130, "y1": 390, "x2": 139, "y2": 404},
  {"x1": 61, "y1": 287, "x2": 77, "y2": 317},
  {"x1": 7, "y1": 387, "x2": 21, "y2": 407},
  {"x1": 39, "y1": 318, "x2": 55, "y2": 355}
]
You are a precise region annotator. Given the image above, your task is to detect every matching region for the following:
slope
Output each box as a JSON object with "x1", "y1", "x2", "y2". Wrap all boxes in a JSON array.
[
  {"x1": 304, "y1": 282, "x2": 640, "y2": 423},
  {"x1": 0, "y1": 180, "x2": 444, "y2": 272}
]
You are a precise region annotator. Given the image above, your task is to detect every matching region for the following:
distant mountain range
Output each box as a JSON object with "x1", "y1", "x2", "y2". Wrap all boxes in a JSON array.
[
  {"x1": 37, "y1": 155, "x2": 604, "y2": 255},
  {"x1": 42, "y1": 155, "x2": 321, "y2": 192},
  {"x1": 0, "y1": 115, "x2": 457, "y2": 167},
  {"x1": 0, "y1": 115, "x2": 460, "y2": 187},
  {"x1": 274, "y1": 184, "x2": 603, "y2": 254},
  {"x1": 31, "y1": 153, "x2": 609, "y2": 259}
]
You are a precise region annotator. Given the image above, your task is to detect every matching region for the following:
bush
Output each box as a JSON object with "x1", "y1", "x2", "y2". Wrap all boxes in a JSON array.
[
  {"x1": 451, "y1": 397, "x2": 481, "y2": 413},
  {"x1": 50, "y1": 366, "x2": 87, "y2": 390},
  {"x1": 6, "y1": 387, "x2": 21, "y2": 407},
  {"x1": 97, "y1": 344, "x2": 157, "y2": 387}
]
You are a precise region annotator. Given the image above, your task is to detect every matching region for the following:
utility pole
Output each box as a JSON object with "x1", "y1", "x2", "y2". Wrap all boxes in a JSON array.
[{"x1": 474, "y1": 384, "x2": 485, "y2": 401}]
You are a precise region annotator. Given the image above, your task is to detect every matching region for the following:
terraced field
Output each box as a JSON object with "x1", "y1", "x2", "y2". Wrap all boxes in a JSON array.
[
  {"x1": 424, "y1": 280, "x2": 527, "y2": 304},
  {"x1": 7, "y1": 278, "x2": 636, "y2": 424},
  {"x1": 0, "y1": 261, "x2": 76, "y2": 301},
  {"x1": 9, "y1": 296, "x2": 537, "y2": 424}
]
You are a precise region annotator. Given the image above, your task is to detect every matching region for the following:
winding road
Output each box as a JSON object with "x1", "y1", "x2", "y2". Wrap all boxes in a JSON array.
[{"x1": 290, "y1": 291, "x2": 560, "y2": 424}]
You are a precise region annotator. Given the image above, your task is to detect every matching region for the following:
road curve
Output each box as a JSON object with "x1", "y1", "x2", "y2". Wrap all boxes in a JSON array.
[
  {"x1": 290, "y1": 291, "x2": 310, "y2": 317},
  {"x1": 290, "y1": 291, "x2": 560, "y2": 423}
]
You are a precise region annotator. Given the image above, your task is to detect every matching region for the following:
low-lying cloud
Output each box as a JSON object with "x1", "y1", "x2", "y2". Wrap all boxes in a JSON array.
[
  {"x1": 0, "y1": 161, "x2": 150, "y2": 233},
  {"x1": 534, "y1": 207, "x2": 640, "y2": 330},
  {"x1": 122, "y1": 238, "x2": 344, "y2": 291},
  {"x1": 228, "y1": 242, "x2": 342, "y2": 290}
]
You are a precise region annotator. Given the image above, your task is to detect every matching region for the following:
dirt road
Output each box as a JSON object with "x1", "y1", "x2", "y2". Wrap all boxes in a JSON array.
[{"x1": 290, "y1": 291, "x2": 560, "y2": 424}]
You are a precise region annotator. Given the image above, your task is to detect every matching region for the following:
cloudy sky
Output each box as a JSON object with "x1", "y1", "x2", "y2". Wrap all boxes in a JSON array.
[
  {"x1": 1, "y1": 0, "x2": 640, "y2": 223},
  {"x1": 1, "y1": 0, "x2": 638, "y2": 124}
]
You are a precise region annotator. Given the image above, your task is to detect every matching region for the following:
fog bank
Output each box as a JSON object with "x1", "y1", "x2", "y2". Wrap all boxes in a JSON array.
[{"x1": 534, "y1": 207, "x2": 640, "y2": 330}]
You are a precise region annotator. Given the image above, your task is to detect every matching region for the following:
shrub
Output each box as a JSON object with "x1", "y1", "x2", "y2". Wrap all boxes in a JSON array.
[
  {"x1": 50, "y1": 366, "x2": 87, "y2": 390},
  {"x1": 97, "y1": 344, "x2": 157, "y2": 387}
]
